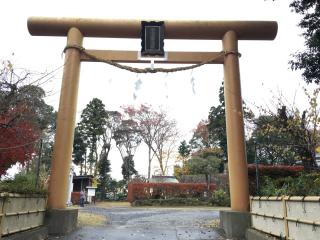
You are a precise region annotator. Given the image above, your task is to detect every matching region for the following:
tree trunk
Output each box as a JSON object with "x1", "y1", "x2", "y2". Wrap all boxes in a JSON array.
[
  {"x1": 207, "y1": 174, "x2": 212, "y2": 197},
  {"x1": 205, "y1": 174, "x2": 210, "y2": 197},
  {"x1": 99, "y1": 146, "x2": 110, "y2": 201},
  {"x1": 94, "y1": 147, "x2": 98, "y2": 176},
  {"x1": 159, "y1": 159, "x2": 165, "y2": 176},
  {"x1": 84, "y1": 152, "x2": 87, "y2": 175},
  {"x1": 148, "y1": 147, "x2": 152, "y2": 179},
  {"x1": 100, "y1": 179, "x2": 106, "y2": 201}
]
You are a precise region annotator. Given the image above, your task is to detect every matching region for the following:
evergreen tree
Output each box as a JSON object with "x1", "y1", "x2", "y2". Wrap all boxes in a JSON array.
[
  {"x1": 79, "y1": 98, "x2": 107, "y2": 175},
  {"x1": 207, "y1": 84, "x2": 227, "y2": 157},
  {"x1": 178, "y1": 140, "x2": 191, "y2": 159},
  {"x1": 177, "y1": 140, "x2": 191, "y2": 168},
  {"x1": 98, "y1": 145, "x2": 111, "y2": 200},
  {"x1": 289, "y1": 0, "x2": 320, "y2": 84},
  {"x1": 72, "y1": 126, "x2": 87, "y2": 175},
  {"x1": 206, "y1": 82, "x2": 254, "y2": 160},
  {"x1": 121, "y1": 155, "x2": 137, "y2": 183},
  {"x1": 186, "y1": 148, "x2": 222, "y2": 190}
]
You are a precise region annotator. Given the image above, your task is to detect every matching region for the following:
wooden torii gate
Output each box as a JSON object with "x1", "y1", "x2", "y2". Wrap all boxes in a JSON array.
[{"x1": 28, "y1": 17, "x2": 277, "y2": 213}]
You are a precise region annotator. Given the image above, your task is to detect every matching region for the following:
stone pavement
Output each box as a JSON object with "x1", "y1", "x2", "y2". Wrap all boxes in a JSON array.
[{"x1": 50, "y1": 205, "x2": 226, "y2": 240}]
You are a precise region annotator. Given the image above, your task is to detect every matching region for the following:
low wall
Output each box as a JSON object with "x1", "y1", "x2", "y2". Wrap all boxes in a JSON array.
[
  {"x1": 0, "y1": 193, "x2": 47, "y2": 237},
  {"x1": 250, "y1": 196, "x2": 320, "y2": 240}
]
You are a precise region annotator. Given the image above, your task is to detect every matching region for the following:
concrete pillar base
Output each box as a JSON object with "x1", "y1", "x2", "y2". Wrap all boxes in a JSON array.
[
  {"x1": 220, "y1": 210, "x2": 251, "y2": 239},
  {"x1": 246, "y1": 228, "x2": 278, "y2": 240},
  {"x1": 2, "y1": 226, "x2": 48, "y2": 240},
  {"x1": 45, "y1": 208, "x2": 78, "y2": 235}
]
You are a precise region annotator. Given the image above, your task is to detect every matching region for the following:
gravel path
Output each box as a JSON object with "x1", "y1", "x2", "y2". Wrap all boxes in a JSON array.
[{"x1": 50, "y1": 205, "x2": 226, "y2": 240}]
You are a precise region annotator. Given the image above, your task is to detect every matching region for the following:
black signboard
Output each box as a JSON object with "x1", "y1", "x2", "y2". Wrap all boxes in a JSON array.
[{"x1": 141, "y1": 21, "x2": 165, "y2": 57}]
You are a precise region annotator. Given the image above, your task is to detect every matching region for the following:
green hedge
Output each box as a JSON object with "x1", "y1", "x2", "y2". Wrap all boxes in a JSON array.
[
  {"x1": 259, "y1": 172, "x2": 320, "y2": 196},
  {"x1": 132, "y1": 198, "x2": 211, "y2": 207},
  {"x1": 132, "y1": 189, "x2": 230, "y2": 207},
  {"x1": 0, "y1": 172, "x2": 48, "y2": 195}
]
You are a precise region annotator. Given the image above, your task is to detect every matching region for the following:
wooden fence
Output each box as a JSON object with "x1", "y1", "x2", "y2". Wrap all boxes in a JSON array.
[
  {"x1": 0, "y1": 193, "x2": 46, "y2": 238},
  {"x1": 250, "y1": 196, "x2": 320, "y2": 240}
]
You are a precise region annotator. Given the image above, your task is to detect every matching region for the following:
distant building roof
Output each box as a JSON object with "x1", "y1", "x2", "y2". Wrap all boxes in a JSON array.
[
  {"x1": 72, "y1": 175, "x2": 94, "y2": 192},
  {"x1": 73, "y1": 175, "x2": 94, "y2": 180}
]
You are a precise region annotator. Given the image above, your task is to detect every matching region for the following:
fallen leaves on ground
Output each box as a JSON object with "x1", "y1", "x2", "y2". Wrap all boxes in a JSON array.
[
  {"x1": 201, "y1": 219, "x2": 220, "y2": 228},
  {"x1": 96, "y1": 201, "x2": 131, "y2": 208},
  {"x1": 78, "y1": 211, "x2": 106, "y2": 227}
]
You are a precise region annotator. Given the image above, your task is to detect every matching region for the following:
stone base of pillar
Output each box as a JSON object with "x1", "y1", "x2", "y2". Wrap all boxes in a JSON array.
[
  {"x1": 2, "y1": 226, "x2": 48, "y2": 240},
  {"x1": 220, "y1": 210, "x2": 251, "y2": 239},
  {"x1": 45, "y1": 208, "x2": 78, "y2": 236},
  {"x1": 246, "y1": 228, "x2": 278, "y2": 240}
]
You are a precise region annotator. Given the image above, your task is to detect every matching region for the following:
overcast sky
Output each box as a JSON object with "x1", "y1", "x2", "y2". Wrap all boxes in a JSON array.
[{"x1": 1, "y1": 0, "x2": 315, "y2": 179}]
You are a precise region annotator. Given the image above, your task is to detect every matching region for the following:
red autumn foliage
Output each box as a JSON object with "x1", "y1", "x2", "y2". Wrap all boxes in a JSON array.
[
  {"x1": 127, "y1": 182, "x2": 216, "y2": 203},
  {"x1": 192, "y1": 119, "x2": 210, "y2": 146},
  {"x1": 0, "y1": 107, "x2": 39, "y2": 176},
  {"x1": 247, "y1": 164, "x2": 304, "y2": 177}
]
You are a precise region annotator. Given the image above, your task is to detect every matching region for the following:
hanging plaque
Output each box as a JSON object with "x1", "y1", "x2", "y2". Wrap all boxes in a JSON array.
[{"x1": 141, "y1": 21, "x2": 165, "y2": 57}]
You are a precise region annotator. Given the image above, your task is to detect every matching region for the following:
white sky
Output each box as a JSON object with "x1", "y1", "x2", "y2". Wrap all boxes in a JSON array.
[{"x1": 1, "y1": 0, "x2": 315, "y2": 179}]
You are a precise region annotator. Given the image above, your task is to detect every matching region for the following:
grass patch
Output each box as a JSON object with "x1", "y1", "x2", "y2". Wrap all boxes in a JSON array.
[{"x1": 78, "y1": 211, "x2": 107, "y2": 227}]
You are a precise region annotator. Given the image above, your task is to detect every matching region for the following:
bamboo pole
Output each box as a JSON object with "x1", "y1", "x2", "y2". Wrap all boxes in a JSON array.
[{"x1": 283, "y1": 197, "x2": 290, "y2": 238}]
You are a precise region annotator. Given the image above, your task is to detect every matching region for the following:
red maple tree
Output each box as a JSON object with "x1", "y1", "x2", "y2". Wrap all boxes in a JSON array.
[{"x1": 0, "y1": 105, "x2": 40, "y2": 176}]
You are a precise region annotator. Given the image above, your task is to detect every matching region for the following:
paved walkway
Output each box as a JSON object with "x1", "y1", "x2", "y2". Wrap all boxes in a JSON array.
[{"x1": 51, "y1": 204, "x2": 226, "y2": 240}]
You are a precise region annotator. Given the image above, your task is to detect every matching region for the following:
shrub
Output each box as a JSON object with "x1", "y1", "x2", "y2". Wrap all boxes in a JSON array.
[
  {"x1": 211, "y1": 189, "x2": 230, "y2": 207},
  {"x1": 115, "y1": 192, "x2": 127, "y2": 201},
  {"x1": 248, "y1": 164, "x2": 306, "y2": 195},
  {"x1": 248, "y1": 164, "x2": 304, "y2": 177},
  {"x1": 0, "y1": 172, "x2": 48, "y2": 195},
  {"x1": 258, "y1": 177, "x2": 287, "y2": 196},
  {"x1": 95, "y1": 191, "x2": 101, "y2": 200},
  {"x1": 258, "y1": 172, "x2": 320, "y2": 196},
  {"x1": 127, "y1": 182, "x2": 216, "y2": 202}
]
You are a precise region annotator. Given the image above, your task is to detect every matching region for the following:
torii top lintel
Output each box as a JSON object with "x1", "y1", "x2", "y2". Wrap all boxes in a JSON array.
[{"x1": 27, "y1": 17, "x2": 277, "y2": 40}]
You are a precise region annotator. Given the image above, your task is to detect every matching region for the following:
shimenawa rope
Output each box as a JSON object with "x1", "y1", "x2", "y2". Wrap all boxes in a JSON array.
[{"x1": 63, "y1": 45, "x2": 241, "y2": 74}]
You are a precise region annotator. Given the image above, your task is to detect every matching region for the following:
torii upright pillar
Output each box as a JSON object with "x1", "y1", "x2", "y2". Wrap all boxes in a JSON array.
[
  {"x1": 223, "y1": 30, "x2": 249, "y2": 211},
  {"x1": 47, "y1": 27, "x2": 83, "y2": 209}
]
